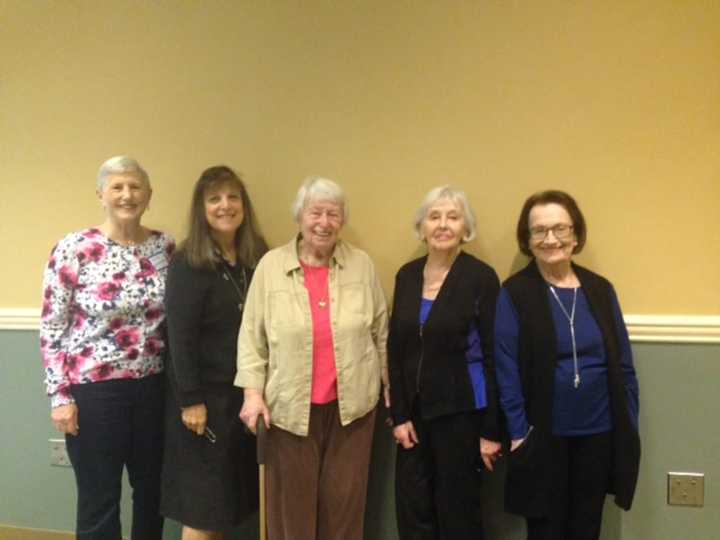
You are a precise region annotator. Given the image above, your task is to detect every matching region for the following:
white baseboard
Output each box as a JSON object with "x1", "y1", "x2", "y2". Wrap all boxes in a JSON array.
[{"x1": 0, "y1": 524, "x2": 73, "y2": 540}]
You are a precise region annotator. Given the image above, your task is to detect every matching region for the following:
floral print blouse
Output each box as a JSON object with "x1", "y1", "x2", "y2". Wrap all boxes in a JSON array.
[{"x1": 40, "y1": 228, "x2": 175, "y2": 408}]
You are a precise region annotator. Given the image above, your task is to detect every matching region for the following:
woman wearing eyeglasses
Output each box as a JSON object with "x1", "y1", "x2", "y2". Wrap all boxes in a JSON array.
[{"x1": 494, "y1": 190, "x2": 640, "y2": 540}]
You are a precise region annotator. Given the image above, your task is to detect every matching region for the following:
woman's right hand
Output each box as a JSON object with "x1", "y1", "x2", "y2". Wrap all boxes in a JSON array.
[
  {"x1": 393, "y1": 421, "x2": 419, "y2": 449},
  {"x1": 239, "y1": 388, "x2": 271, "y2": 434},
  {"x1": 51, "y1": 403, "x2": 79, "y2": 436},
  {"x1": 181, "y1": 404, "x2": 208, "y2": 435}
]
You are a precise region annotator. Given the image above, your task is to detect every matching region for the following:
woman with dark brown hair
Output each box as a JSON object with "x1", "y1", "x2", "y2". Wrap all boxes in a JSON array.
[
  {"x1": 495, "y1": 190, "x2": 640, "y2": 540},
  {"x1": 161, "y1": 166, "x2": 268, "y2": 540}
]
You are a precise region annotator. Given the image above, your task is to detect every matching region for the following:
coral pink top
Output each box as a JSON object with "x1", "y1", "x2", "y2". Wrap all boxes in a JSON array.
[{"x1": 301, "y1": 263, "x2": 338, "y2": 404}]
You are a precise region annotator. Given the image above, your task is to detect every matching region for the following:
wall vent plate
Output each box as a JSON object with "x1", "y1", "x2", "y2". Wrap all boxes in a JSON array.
[{"x1": 667, "y1": 472, "x2": 704, "y2": 507}]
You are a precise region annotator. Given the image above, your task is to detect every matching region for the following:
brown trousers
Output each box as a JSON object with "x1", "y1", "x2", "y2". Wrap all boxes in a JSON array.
[{"x1": 265, "y1": 402, "x2": 376, "y2": 540}]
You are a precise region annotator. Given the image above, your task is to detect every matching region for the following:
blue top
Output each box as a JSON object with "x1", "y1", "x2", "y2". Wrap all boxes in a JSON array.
[
  {"x1": 419, "y1": 297, "x2": 433, "y2": 325},
  {"x1": 495, "y1": 286, "x2": 636, "y2": 438}
]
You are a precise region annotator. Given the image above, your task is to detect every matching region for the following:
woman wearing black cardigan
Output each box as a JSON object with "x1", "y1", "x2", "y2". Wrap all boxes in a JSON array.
[
  {"x1": 495, "y1": 190, "x2": 640, "y2": 540},
  {"x1": 388, "y1": 186, "x2": 501, "y2": 540},
  {"x1": 161, "y1": 166, "x2": 268, "y2": 540}
]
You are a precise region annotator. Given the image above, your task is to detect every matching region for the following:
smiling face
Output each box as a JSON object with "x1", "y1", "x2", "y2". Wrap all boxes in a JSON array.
[
  {"x1": 204, "y1": 182, "x2": 245, "y2": 240},
  {"x1": 421, "y1": 198, "x2": 466, "y2": 254},
  {"x1": 98, "y1": 173, "x2": 152, "y2": 225},
  {"x1": 299, "y1": 199, "x2": 344, "y2": 254},
  {"x1": 528, "y1": 202, "x2": 578, "y2": 268}
]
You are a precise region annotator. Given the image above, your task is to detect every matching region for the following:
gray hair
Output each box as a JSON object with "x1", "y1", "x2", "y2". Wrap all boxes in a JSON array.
[
  {"x1": 96, "y1": 156, "x2": 150, "y2": 191},
  {"x1": 291, "y1": 176, "x2": 348, "y2": 223},
  {"x1": 413, "y1": 185, "x2": 477, "y2": 242}
]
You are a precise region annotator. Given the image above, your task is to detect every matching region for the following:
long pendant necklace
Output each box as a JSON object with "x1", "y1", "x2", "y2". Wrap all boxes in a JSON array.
[
  {"x1": 549, "y1": 286, "x2": 580, "y2": 389},
  {"x1": 222, "y1": 263, "x2": 248, "y2": 312}
]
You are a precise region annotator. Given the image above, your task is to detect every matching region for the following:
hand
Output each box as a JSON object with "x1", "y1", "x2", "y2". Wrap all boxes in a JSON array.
[
  {"x1": 181, "y1": 404, "x2": 207, "y2": 436},
  {"x1": 239, "y1": 388, "x2": 271, "y2": 434},
  {"x1": 510, "y1": 438, "x2": 525, "y2": 452},
  {"x1": 393, "y1": 421, "x2": 419, "y2": 449},
  {"x1": 51, "y1": 403, "x2": 79, "y2": 436},
  {"x1": 383, "y1": 384, "x2": 391, "y2": 408},
  {"x1": 480, "y1": 437, "x2": 502, "y2": 471}
]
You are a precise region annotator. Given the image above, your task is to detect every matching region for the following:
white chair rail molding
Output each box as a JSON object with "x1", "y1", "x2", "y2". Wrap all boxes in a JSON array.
[{"x1": 2, "y1": 308, "x2": 719, "y2": 344}]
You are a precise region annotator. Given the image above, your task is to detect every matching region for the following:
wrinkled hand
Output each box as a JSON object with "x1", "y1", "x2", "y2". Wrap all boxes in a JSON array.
[
  {"x1": 52, "y1": 403, "x2": 79, "y2": 436},
  {"x1": 383, "y1": 384, "x2": 391, "y2": 408},
  {"x1": 239, "y1": 389, "x2": 271, "y2": 434},
  {"x1": 480, "y1": 437, "x2": 502, "y2": 471},
  {"x1": 181, "y1": 404, "x2": 207, "y2": 435},
  {"x1": 510, "y1": 438, "x2": 525, "y2": 452},
  {"x1": 393, "y1": 421, "x2": 419, "y2": 449}
]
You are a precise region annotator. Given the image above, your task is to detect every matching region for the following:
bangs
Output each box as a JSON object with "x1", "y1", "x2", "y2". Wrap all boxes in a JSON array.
[{"x1": 203, "y1": 176, "x2": 244, "y2": 197}]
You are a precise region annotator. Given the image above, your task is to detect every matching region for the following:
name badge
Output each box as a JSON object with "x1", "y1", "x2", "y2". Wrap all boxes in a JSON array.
[{"x1": 148, "y1": 251, "x2": 168, "y2": 272}]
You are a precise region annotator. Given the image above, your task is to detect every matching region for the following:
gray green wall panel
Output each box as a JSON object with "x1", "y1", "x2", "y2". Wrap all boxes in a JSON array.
[{"x1": 2, "y1": 330, "x2": 717, "y2": 539}]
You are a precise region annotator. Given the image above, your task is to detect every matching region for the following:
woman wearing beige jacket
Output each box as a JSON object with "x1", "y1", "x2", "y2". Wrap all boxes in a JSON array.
[{"x1": 235, "y1": 176, "x2": 388, "y2": 540}]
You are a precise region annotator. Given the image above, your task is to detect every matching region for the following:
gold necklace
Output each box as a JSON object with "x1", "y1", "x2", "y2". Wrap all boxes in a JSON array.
[{"x1": 303, "y1": 263, "x2": 329, "y2": 309}]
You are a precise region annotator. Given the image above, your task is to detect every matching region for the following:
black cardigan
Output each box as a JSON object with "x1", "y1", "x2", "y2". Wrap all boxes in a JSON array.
[
  {"x1": 387, "y1": 251, "x2": 501, "y2": 440},
  {"x1": 502, "y1": 261, "x2": 640, "y2": 517},
  {"x1": 164, "y1": 252, "x2": 251, "y2": 406}
]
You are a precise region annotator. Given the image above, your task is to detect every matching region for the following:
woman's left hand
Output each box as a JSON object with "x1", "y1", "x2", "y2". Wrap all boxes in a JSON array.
[{"x1": 480, "y1": 437, "x2": 502, "y2": 471}]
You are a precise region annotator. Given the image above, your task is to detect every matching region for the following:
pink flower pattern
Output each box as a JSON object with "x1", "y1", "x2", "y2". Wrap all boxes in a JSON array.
[
  {"x1": 97, "y1": 281, "x2": 121, "y2": 301},
  {"x1": 82, "y1": 241, "x2": 106, "y2": 262},
  {"x1": 115, "y1": 327, "x2": 141, "y2": 350},
  {"x1": 40, "y1": 228, "x2": 175, "y2": 407}
]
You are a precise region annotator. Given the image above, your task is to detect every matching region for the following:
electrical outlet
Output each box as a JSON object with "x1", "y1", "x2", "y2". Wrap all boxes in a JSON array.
[
  {"x1": 667, "y1": 472, "x2": 704, "y2": 507},
  {"x1": 49, "y1": 438, "x2": 71, "y2": 467}
]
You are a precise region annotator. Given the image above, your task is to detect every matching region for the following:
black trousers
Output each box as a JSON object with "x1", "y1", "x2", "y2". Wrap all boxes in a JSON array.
[
  {"x1": 66, "y1": 375, "x2": 165, "y2": 540},
  {"x1": 526, "y1": 431, "x2": 613, "y2": 540},
  {"x1": 395, "y1": 408, "x2": 484, "y2": 540}
]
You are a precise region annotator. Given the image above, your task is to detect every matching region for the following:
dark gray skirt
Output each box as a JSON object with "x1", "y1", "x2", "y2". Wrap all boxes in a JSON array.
[{"x1": 160, "y1": 383, "x2": 259, "y2": 530}]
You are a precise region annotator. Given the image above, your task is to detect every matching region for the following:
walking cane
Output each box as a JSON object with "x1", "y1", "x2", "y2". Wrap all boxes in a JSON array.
[{"x1": 257, "y1": 415, "x2": 268, "y2": 540}]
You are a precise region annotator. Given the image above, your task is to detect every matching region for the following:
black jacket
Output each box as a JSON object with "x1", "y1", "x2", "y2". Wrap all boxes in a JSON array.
[
  {"x1": 502, "y1": 261, "x2": 640, "y2": 517},
  {"x1": 387, "y1": 251, "x2": 501, "y2": 439},
  {"x1": 164, "y1": 252, "x2": 252, "y2": 406}
]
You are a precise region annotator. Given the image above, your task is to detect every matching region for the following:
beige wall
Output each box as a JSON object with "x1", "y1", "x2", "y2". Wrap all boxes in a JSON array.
[{"x1": 2, "y1": 0, "x2": 719, "y2": 313}]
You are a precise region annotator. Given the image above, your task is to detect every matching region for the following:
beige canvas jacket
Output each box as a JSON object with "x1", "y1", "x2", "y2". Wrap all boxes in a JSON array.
[{"x1": 234, "y1": 237, "x2": 388, "y2": 436}]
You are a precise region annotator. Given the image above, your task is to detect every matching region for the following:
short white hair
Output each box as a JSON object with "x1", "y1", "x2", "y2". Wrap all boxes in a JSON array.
[
  {"x1": 413, "y1": 185, "x2": 477, "y2": 242},
  {"x1": 291, "y1": 176, "x2": 348, "y2": 223},
  {"x1": 97, "y1": 156, "x2": 150, "y2": 191}
]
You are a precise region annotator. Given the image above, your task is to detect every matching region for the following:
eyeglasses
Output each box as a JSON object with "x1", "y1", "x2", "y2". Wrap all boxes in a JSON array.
[
  {"x1": 204, "y1": 427, "x2": 217, "y2": 444},
  {"x1": 529, "y1": 224, "x2": 574, "y2": 241}
]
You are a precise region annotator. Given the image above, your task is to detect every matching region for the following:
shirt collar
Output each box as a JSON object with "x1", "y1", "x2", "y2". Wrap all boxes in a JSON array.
[{"x1": 281, "y1": 235, "x2": 346, "y2": 275}]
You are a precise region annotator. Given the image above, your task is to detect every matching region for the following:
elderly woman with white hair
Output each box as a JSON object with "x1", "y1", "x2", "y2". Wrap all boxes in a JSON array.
[
  {"x1": 40, "y1": 156, "x2": 175, "y2": 539},
  {"x1": 236, "y1": 176, "x2": 388, "y2": 540},
  {"x1": 388, "y1": 186, "x2": 502, "y2": 540}
]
